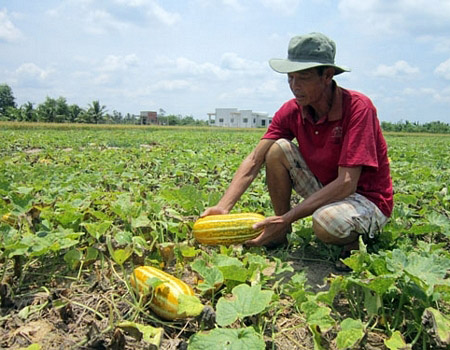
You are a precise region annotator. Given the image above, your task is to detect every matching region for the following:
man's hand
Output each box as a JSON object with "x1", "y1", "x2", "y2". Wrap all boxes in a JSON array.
[
  {"x1": 200, "y1": 206, "x2": 229, "y2": 218},
  {"x1": 245, "y1": 216, "x2": 290, "y2": 248}
]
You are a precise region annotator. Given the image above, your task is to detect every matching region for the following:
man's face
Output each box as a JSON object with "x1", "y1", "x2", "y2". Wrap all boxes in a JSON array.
[{"x1": 287, "y1": 68, "x2": 330, "y2": 107}]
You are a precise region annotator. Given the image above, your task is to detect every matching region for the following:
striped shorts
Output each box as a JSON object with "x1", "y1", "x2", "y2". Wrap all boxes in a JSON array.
[{"x1": 276, "y1": 139, "x2": 388, "y2": 239}]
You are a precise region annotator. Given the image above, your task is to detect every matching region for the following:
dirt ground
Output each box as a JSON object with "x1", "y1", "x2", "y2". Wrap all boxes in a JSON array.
[{"x1": 0, "y1": 246, "x2": 386, "y2": 350}]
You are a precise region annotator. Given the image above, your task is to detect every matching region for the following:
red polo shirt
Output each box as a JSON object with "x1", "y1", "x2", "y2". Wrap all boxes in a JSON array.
[{"x1": 263, "y1": 84, "x2": 393, "y2": 217}]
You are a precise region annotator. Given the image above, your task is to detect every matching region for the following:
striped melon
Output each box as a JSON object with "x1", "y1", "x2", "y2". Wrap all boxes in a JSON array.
[
  {"x1": 193, "y1": 213, "x2": 265, "y2": 245},
  {"x1": 130, "y1": 266, "x2": 196, "y2": 320}
]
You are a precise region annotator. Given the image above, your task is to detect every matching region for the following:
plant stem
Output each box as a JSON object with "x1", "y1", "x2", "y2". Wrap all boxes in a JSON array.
[{"x1": 391, "y1": 291, "x2": 405, "y2": 330}]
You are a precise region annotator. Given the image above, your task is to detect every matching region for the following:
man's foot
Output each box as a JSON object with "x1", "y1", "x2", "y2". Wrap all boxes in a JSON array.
[
  {"x1": 335, "y1": 240, "x2": 359, "y2": 272},
  {"x1": 335, "y1": 250, "x2": 352, "y2": 272}
]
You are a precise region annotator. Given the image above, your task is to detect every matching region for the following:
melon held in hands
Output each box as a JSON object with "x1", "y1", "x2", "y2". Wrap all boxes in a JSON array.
[{"x1": 193, "y1": 213, "x2": 265, "y2": 245}]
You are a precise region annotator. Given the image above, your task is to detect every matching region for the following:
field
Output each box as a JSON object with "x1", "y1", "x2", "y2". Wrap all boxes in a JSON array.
[{"x1": 0, "y1": 122, "x2": 449, "y2": 350}]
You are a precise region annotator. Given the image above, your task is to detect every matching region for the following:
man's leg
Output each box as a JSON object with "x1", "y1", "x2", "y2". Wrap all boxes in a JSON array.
[
  {"x1": 264, "y1": 139, "x2": 323, "y2": 246},
  {"x1": 312, "y1": 220, "x2": 359, "y2": 246},
  {"x1": 264, "y1": 142, "x2": 293, "y2": 216},
  {"x1": 312, "y1": 193, "x2": 388, "y2": 248}
]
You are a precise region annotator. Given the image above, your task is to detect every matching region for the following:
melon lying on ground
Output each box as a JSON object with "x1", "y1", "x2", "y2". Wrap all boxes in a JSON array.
[{"x1": 130, "y1": 266, "x2": 202, "y2": 320}]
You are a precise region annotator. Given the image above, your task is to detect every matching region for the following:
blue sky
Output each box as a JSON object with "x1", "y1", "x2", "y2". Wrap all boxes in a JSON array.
[{"x1": 1, "y1": 0, "x2": 450, "y2": 123}]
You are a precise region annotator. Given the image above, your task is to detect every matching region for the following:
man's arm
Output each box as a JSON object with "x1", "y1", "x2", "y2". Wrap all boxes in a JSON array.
[
  {"x1": 201, "y1": 139, "x2": 275, "y2": 217},
  {"x1": 248, "y1": 165, "x2": 362, "y2": 246}
]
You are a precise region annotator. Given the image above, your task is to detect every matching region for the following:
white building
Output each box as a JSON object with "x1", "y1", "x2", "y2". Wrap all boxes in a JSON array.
[{"x1": 207, "y1": 108, "x2": 272, "y2": 128}]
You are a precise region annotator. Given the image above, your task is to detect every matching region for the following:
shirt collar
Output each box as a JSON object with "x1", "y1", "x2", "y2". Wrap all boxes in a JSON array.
[{"x1": 301, "y1": 80, "x2": 343, "y2": 124}]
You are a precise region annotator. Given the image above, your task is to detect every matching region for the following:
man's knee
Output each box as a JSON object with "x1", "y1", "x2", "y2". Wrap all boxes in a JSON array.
[
  {"x1": 265, "y1": 142, "x2": 282, "y2": 162},
  {"x1": 265, "y1": 141, "x2": 290, "y2": 168},
  {"x1": 312, "y1": 220, "x2": 336, "y2": 244}
]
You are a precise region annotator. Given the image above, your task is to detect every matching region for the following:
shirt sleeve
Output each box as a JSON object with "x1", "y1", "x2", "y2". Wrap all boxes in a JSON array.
[
  {"x1": 338, "y1": 102, "x2": 379, "y2": 169},
  {"x1": 263, "y1": 100, "x2": 296, "y2": 140}
]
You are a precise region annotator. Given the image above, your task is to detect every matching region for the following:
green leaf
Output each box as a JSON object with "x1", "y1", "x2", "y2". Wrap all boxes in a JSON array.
[
  {"x1": 215, "y1": 284, "x2": 273, "y2": 327},
  {"x1": 212, "y1": 254, "x2": 244, "y2": 268},
  {"x1": 114, "y1": 230, "x2": 133, "y2": 245},
  {"x1": 177, "y1": 294, "x2": 204, "y2": 318},
  {"x1": 316, "y1": 275, "x2": 345, "y2": 306},
  {"x1": 426, "y1": 211, "x2": 450, "y2": 233},
  {"x1": 409, "y1": 223, "x2": 441, "y2": 235},
  {"x1": 131, "y1": 213, "x2": 150, "y2": 228},
  {"x1": 188, "y1": 327, "x2": 265, "y2": 350},
  {"x1": 55, "y1": 204, "x2": 84, "y2": 226},
  {"x1": 364, "y1": 289, "x2": 382, "y2": 316},
  {"x1": 82, "y1": 221, "x2": 112, "y2": 241},
  {"x1": 309, "y1": 325, "x2": 325, "y2": 350},
  {"x1": 284, "y1": 271, "x2": 310, "y2": 306},
  {"x1": 179, "y1": 244, "x2": 199, "y2": 258},
  {"x1": 301, "y1": 300, "x2": 335, "y2": 332},
  {"x1": 18, "y1": 345, "x2": 42, "y2": 350},
  {"x1": 111, "y1": 247, "x2": 133, "y2": 265},
  {"x1": 336, "y1": 318, "x2": 365, "y2": 350},
  {"x1": 351, "y1": 275, "x2": 396, "y2": 295},
  {"x1": 422, "y1": 307, "x2": 450, "y2": 348},
  {"x1": 388, "y1": 249, "x2": 450, "y2": 296},
  {"x1": 191, "y1": 259, "x2": 224, "y2": 293},
  {"x1": 64, "y1": 248, "x2": 82, "y2": 270},
  {"x1": 117, "y1": 321, "x2": 163, "y2": 347},
  {"x1": 218, "y1": 265, "x2": 248, "y2": 282},
  {"x1": 84, "y1": 246, "x2": 99, "y2": 263},
  {"x1": 384, "y1": 331, "x2": 409, "y2": 350},
  {"x1": 273, "y1": 256, "x2": 294, "y2": 275},
  {"x1": 394, "y1": 193, "x2": 417, "y2": 205}
]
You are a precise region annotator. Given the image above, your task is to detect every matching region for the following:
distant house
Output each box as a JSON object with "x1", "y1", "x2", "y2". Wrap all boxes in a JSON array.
[
  {"x1": 207, "y1": 108, "x2": 272, "y2": 128},
  {"x1": 140, "y1": 111, "x2": 158, "y2": 125}
]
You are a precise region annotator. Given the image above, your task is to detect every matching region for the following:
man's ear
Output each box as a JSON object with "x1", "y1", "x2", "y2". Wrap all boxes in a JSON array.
[{"x1": 324, "y1": 67, "x2": 335, "y2": 81}]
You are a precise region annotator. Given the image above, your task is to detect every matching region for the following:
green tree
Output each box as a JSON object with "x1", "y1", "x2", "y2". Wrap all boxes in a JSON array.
[
  {"x1": 68, "y1": 104, "x2": 83, "y2": 123},
  {"x1": 111, "y1": 110, "x2": 123, "y2": 124},
  {"x1": 123, "y1": 113, "x2": 137, "y2": 124},
  {"x1": 86, "y1": 100, "x2": 107, "y2": 124},
  {"x1": 0, "y1": 84, "x2": 17, "y2": 117},
  {"x1": 20, "y1": 102, "x2": 36, "y2": 122},
  {"x1": 36, "y1": 97, "x2": 57, "y2": 122}
]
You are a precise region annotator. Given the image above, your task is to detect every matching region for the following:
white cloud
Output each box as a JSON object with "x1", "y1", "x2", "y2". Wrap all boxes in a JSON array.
[
  {"x1": 16, "y1": 63, "x2": 51, "y2": 79},
  {"x1": 373, "y1": 60, "x2": 419, "y2": 78},
  {"x1": 417, "y1": 35, "x2": 450, "y2": 54},
  {"x1": 113, "y1": 0, "x2": 148, "y2": 6},
  {"x1": 219, "y1": 78, "x2": 285, "y2": 101},
  {"x1": 114, "y1": 1, "x2": 181, "y2": 25},
  {"x1": 435, "y1": 58, "x2": 450, "y2": 80},
  {"x1": 433, "y1": 86, "x2": 450, "y2": 104},
  {"x1": 0, "y1": 8, "x2": 22, "y2": 42},
  {"x1": 10, "y1": 63, "x2": 53, "y2": 87},
  {"x1": 261, "y1": 0, "x2": 301, "y2": 15},
  {"x1": 149, "y1": 2, "x2": 180, "y2": 26},
  {"x1": 220, "y1": 52, "x2": 266, "y2": 73},
  {"x1": 84, "y1": 9, "x2": 130, "y2": 35},
  {"x1": 402, "y1": 86, "x2": 450, "y2": 104},
  {"x1": 223, "y1": 0, "x2": 245, "y2": 12},
  {"x1": 155, "y1": 56, "x2": 229, "y2": 80},
  {"x1": 338, "y1": 0, "x2": 450, "y2": 35},
  {"x1": 100, "y1": 54, "x2": 139, "y2": 72},
  {"x1": 154, "y1": 53, "x2": 267, "y2": 82},
  {"x1": 152, "y1": 79, "x2": 192, "y2": 91}
]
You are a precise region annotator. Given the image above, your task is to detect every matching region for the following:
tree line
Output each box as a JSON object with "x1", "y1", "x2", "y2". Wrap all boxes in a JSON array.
[
  {"x1": 1, "y1": 83, "x2": 449, "y2": 132},
  {"x1": 380, "y1": 120, "x2": 450, "y2": 133},
  {"x1": 0, "y1": 84, "x2": 208, "y2": 126}
]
